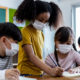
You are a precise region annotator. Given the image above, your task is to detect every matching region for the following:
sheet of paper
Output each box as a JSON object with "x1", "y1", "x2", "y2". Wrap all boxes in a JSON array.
[
  {"x1": 62, "y1": 71, "x2": 80, "y2": 77},
  {"x1": 19, "y1": 76, "x2": 37, "y2": 80}
]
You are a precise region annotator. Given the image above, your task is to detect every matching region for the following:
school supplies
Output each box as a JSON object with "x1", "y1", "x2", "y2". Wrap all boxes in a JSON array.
[
  {"x1": 19, "y1": 76, "x2": 37, "y2": 80},
  {"x1": 62, "y1": 71, "x2": 80, "y2": 77}
]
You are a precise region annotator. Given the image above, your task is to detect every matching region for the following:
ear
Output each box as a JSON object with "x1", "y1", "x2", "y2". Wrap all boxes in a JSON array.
[
  {"x1": 55, "y1": 40, "x2": 59, "y2": 44},
  {"x1": 0, "y1": 36, "x2": 7, "y2": 43}
]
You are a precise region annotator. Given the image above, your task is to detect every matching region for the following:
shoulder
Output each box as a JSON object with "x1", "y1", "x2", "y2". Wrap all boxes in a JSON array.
[
  {"x1": 21, "y1": 25, "x2": 32, "y2": 36},
  {"x1": 69, "y1": 49, "x2": 80, "y2": 57},
  {"x1": 21, "y1": 25, "x2": 30, "y2": 32},
  {"x1": 45, "y1": 53, "x2": 55, "y2": 60}
]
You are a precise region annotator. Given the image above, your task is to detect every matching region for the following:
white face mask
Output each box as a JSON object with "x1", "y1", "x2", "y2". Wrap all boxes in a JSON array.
[
  {"x1": 32, "y1": 20, "x2": 47, "y2": 30},
  {"x1": 5, "y1": 39, "x2": 19, "y2": 56},
  {"x1": 56, "y1": 44, "x2": 72, "y2": 54}
]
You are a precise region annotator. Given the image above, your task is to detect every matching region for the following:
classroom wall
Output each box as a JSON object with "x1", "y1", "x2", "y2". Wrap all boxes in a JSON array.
[
  {"x1": 0, "y1": 0, "x2": 55, "y2": 9},
  {"x1": 59, "y1": 0, "x2": 80, "y2": 27},
  {"x1": 43, "y1": 0, "x2": 80, "y2": 58},
  {"x1": 1, "y1": 0, "x2": 80, "y2": 59},
  {"x1": 0, "y1": 0, "x2": 23, "y2": 9}
]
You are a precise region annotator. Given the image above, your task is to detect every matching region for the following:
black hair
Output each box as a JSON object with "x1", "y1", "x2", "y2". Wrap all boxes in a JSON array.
[
  {"x1": 78, "y1": 37, "x2": 80, "y2": 46},
  {"x1": 54, "y1": 27, "x2": 74, "y2": 66},
  {"x1": 15, "y1": 0, "x2": 62, "y2": 28},
  {"x1": 49, "y1": 2, "x2": 62, "y2": 27},
  {"x1": 0, "y1": 22, "x2": 22, "y2": 42},
  {"x1": 54, "y1": 27, "x2": 73, "y2": 43},
  {"x1": 72, "y1": 43, "x2": 77, "y2": 51}
]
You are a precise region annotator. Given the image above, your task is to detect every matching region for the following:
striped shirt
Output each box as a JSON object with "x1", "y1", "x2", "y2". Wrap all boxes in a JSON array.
[
  {"x1": 0, "y1": 56, "x2": 13, "y2": 70},
  {"x1": 45, "y1": 50, "x2": 80, "y2": 71}
]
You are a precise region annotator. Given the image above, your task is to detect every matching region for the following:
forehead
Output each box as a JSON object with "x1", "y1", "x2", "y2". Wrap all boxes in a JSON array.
[
  {"x1": 37, "y1": 12, "x2": 50, "y2": 20},
  {"x1": 7, "y1": 37, "x2": 18, "y2": 43},
  {"x1": 67, "y1": 35, "x2": 74, "y2": 42},
  {"x1": 55, "y1": 35, "x2": 74, "y2": 44}
]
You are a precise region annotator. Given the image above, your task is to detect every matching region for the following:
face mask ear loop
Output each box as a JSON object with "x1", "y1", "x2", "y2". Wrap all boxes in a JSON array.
[{"x1": 3, "y1": 38, "x2": 11, "y2": 54}]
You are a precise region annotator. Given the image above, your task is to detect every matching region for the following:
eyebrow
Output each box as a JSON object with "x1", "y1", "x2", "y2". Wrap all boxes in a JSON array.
[{"x1": 39, "y1": 18, "x2": 48, "y2": 23}]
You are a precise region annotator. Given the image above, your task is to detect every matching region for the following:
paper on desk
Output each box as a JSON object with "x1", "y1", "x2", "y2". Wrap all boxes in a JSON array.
[
  {"x1": 62, "y1": 71, "x2": 80, "y2": 77},
  {"x1": 19, "y1": 76, "x2": 37, "y2": 80}
]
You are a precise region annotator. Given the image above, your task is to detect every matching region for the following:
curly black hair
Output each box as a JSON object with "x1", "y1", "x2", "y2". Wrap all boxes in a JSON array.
[{"x1": 15, "y1": 0, "x2": 62, "y2": 28}]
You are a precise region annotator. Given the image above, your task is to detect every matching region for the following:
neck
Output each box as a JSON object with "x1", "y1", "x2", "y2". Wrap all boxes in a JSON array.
[{"x1": 57, "y1": 51, "x2": 68, "y2": 59}]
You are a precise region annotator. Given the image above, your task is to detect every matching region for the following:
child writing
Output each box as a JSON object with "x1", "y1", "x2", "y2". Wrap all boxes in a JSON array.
[
  {"x1": 0, "y1": 22, "x2": 22, "y2": 80},
  {"x1": 15, "y1": 0, "x2": 63, "y2": 77},
  {"x1": 45, "y1": 26, "x2": 80, "y2": 74}
]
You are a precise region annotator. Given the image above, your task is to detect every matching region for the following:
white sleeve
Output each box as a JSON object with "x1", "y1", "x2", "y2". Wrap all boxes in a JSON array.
[{"x1": 0, "y1": 70, "x2": 6, "y2": 80}]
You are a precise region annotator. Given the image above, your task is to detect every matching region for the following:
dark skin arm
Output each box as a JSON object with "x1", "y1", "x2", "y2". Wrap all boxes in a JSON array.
[{"x1": 23, "y1": 44, "x2": 63, "y2": 76}]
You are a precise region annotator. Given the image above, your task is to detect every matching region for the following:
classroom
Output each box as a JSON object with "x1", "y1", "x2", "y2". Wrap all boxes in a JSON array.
[{"x1": 0, "y1": 0, "x2": 80, "y2": 80}]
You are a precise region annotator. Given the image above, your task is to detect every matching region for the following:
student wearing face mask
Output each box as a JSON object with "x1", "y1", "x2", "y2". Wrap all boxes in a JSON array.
[
  {"x1": 45, "y1": 27, "x2": 80, "y2": 74},
  {"x1": 0, "y1": 22, "x2": 22, "y2": 80},
  {"x1": 15, "y1": 0, "x2": 64, "y2": 77},
  {"x1": 15, "y1": 0, "x2": 63, "y2": 77}
]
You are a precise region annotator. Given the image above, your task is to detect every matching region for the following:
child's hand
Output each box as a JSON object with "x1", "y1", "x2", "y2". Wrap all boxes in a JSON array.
[
  {"x1": 68, "y1": 68, "x2": 80, "y2": 73},
  {"x1": 5, "y1": 69, "x2": 20, "y2": 80},
  {"x1": 49, "y1": 67, "x2": 64, "y2": 77}
]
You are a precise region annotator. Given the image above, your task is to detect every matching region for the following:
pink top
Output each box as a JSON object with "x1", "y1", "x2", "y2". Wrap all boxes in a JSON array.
[{"x1": 45, "y1": 50, "x2": 80, "y2": 71}]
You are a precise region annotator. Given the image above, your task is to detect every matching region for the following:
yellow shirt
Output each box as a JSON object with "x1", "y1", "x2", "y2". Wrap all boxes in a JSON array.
[{"x1": 17, "y1": 25, "x2": 44, "y2": 75}]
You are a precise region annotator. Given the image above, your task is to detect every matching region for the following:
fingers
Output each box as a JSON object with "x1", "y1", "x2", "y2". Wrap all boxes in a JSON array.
[
  {"x1": 68, "y1": 69, "x2": 74, "y2": 73},
  {"x1": 55, "y1": 67, "x2": 64, "y2": 76},
  {"x1": 9, "y1": 72, "x2": 19, "y2": 79},
  {"x1": 12, "y1": 69, "x2": 20, "y2": 75},
  {"x1": 6, "y1": 76, "x2": 18, "y2": 80},
  {"x1": 68, "y1": 68, "x2": 80, "y2": 73},
  {"x1": 9, "y1": 69, "x2": 19, "y2": 78},
  {"x1": 5, "y1": 69, "x2": 19, "y2": 80}
]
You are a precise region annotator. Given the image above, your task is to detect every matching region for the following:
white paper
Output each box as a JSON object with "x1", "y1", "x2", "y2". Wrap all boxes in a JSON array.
[
  {"x1": 62, "y1": 71, "x2": 80, "y2": 77},
  {"x1": 19, "y1": 76, "x2": 37, "y2": 80},
  {"x1": 0, "y1": 70, "x2": 6, "y2": 80}
]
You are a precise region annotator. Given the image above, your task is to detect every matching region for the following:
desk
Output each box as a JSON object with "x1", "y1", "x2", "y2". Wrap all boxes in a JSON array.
[{"x1": 28, "y1": 75, "x2": 80, "y2": 80}]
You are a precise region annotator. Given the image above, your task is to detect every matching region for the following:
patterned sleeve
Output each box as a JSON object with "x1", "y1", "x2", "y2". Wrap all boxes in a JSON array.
[{"x1": 45, "y1": 54, "x2": 56, "y2": 68}]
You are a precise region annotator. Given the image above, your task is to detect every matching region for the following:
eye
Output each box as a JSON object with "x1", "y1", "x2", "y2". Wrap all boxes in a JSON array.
[
  {"x1": 38, "y1": 19, "x2": 43, "y2": 22},
  {"x1": 38, "y1": 19, "x2": 48, "y2": 23},
  {"x1": 67, "y1": 43, "x2": 71, "y2": 45}
]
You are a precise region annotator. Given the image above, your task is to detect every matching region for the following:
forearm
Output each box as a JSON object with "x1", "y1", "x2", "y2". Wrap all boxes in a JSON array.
[
  {"x1": 29, "y1": 54, "x2": 52, "y2": 75},
  {"x1": 23, "y1": 45, "x2": 63, "y2": 76}
]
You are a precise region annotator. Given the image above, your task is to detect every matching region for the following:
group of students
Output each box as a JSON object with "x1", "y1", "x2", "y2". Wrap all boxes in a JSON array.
[{"x1": 0, "y1": 0, "x2": 80, "y2": 80}]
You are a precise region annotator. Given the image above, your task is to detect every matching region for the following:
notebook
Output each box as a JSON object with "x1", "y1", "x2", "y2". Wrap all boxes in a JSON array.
[
  {"x1": 62, "y1": 71, "x2": 80, "y2": 77},
  {"x1": 19, "y1": 76, "x2": 37, "y2": 80}
]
